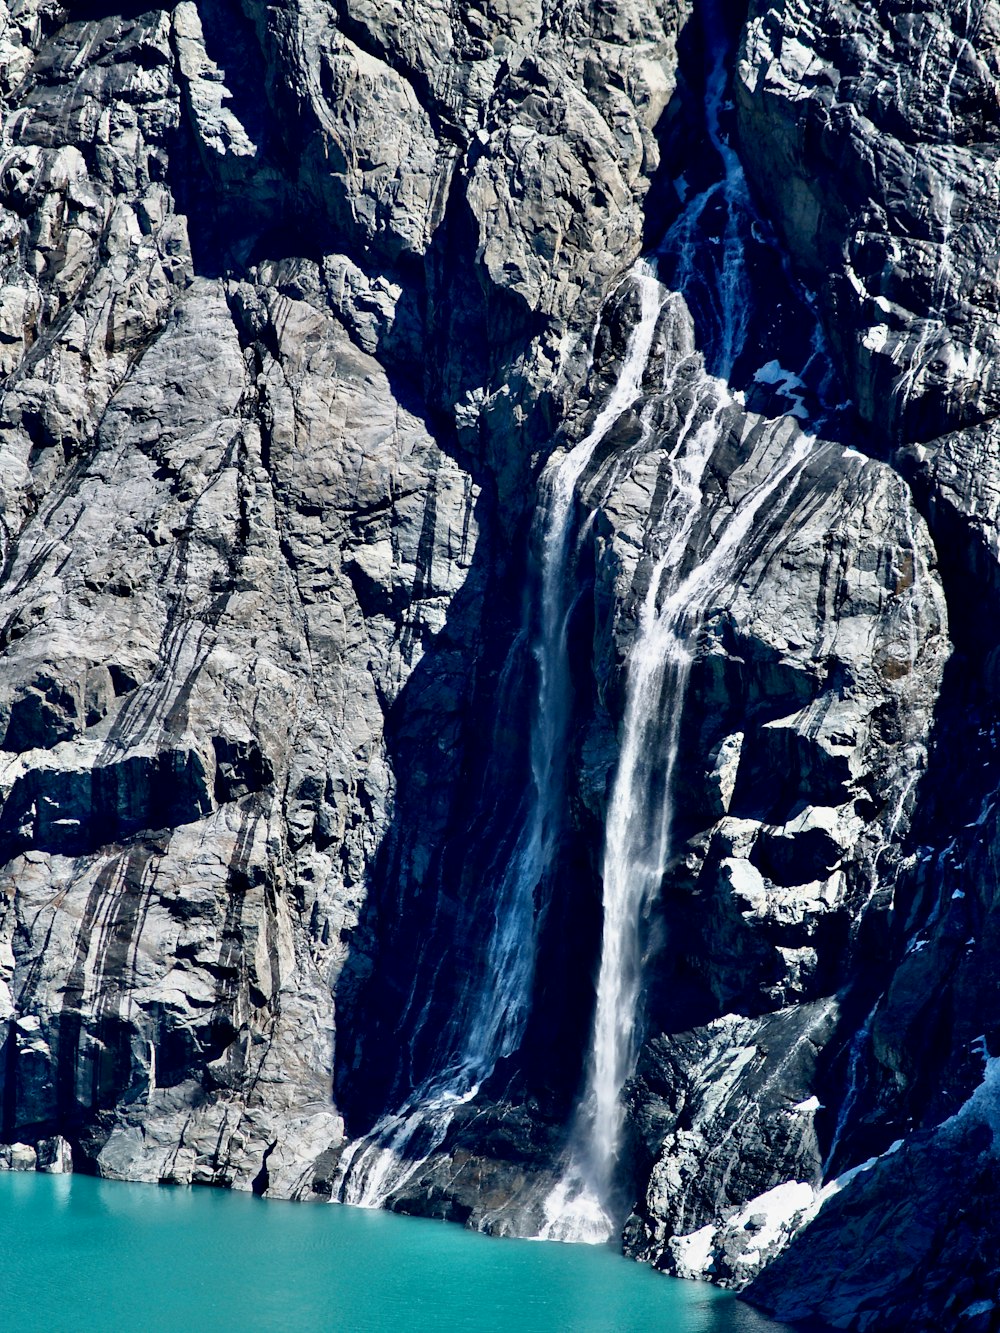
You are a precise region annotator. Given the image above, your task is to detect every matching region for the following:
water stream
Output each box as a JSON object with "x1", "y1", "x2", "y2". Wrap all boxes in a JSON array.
[
  {"x1": 541, "y1": 0, "x2": 828, "y2": 1239},
  {"x1": 542, "y1": 415, "x2": 816, "y2": 1240},
  {"x1": 822, "y1": 1001, "x2": 880, "y2": 1179}
]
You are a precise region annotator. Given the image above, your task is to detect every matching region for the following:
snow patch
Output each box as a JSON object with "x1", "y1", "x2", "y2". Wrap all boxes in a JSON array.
[
  {"x1": 730, "y1": 1180, "x2": 817, "y2": 1265},
  {"x1": 961, "y1": 1300, "x2": 996, "y2": 1320},
  {"x1": 791, "y1": 1095, "x2": 822, "y2": 1113},
  {"x1": 952, "y1": 1053, "x2": 1000, "y2": 1135},
  {"x1": 668, "y1": 1135, "x2": 912, "y2": 1286},
  {"x1": 669, "y1": 1222, "x2": 717, "y2": 1279},
  {"x1": 668, "y1": 1180, "x2": 819, "y2": 1284},
  {"x1": 753, "y1": 360, "x2": 809, "y2": 419}
]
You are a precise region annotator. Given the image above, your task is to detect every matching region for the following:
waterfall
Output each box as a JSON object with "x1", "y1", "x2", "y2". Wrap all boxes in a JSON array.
[
  {"x1": 334, "y1": 262, "x2": 667, "y2": 1210},
  {"x1": 531, "y1": 261, "x2": 668, "y2": 898},
  {"x1": 542, "y1": 417, "x2": 816, "y2": 1241},
  {"x1": 541, "y1": 0, "x2": 829, "y2": 1241},
  {"x1": 594, "y1": 427, "x2": 816, "y2": 1175},
  {"x1": 339, "y1": 0, "x2": 837, "y2": 1228},
  {"x1": 663, "y1": 0, "x2": 751, "y2": 382}
]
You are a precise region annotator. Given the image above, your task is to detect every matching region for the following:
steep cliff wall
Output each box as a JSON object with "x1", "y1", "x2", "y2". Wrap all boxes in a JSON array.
[{"x1": 0, "y1": 0, "x2": 996, "y2": 1328}]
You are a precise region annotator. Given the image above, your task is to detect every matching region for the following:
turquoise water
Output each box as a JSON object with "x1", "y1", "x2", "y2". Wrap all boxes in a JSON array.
[{"x1": 0, "y1": 1172, "x2": 801, "y2": 1332}]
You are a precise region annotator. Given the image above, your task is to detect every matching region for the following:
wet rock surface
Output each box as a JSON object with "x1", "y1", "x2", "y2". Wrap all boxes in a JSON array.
[{"x1": 0, "y1": 1, "x2": 997, "y2": 1330}]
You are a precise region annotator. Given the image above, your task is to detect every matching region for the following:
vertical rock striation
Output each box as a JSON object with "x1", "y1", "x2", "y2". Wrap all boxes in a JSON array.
[{"x1": 0, "y1": 1, "x2": 996, "y2": 1328}]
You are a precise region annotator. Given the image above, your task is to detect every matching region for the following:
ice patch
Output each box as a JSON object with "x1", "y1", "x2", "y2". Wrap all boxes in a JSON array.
[{"x1": 669, "y1": 1180, "x2": 819, "y2": 1282}]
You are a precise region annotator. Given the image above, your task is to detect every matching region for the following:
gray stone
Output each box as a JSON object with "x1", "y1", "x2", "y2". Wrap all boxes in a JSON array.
[
  {"x1": 0, "y1": 1, "x2": 996, "y2": 1328},
  {"x1": 36, "y1": 1136, "x2": 72, "y2": 1174},
  {"x1": 8, "y1": 1143, "x2": 36, "y2": 1172}
]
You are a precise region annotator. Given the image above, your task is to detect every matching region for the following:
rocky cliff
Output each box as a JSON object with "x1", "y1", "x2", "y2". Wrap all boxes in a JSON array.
[{"x1": 0, "y1": 0, "x2": 996, "y2": 1328}]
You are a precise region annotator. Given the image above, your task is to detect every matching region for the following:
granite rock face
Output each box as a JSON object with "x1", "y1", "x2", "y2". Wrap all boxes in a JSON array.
[
  {"x1": 0, "y1": 1, "x2": 997, "y2": 1329},
  {"x1": 0, "y1": 0, "x2": 683, "y2": 1189}
]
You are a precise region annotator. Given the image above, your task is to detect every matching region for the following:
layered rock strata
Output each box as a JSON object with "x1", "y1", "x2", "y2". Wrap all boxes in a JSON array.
[{"x1": 0, "y1": 2, "x2": 996, "y2": 1330}]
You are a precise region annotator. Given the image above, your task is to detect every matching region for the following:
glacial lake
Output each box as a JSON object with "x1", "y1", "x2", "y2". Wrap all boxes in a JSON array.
[{"x1": 0, "y1": 1171, "x2": 809, "y2": 1332}]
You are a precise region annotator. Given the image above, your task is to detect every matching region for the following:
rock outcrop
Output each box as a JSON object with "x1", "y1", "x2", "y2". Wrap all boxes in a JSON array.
[{"x1": 0, "y1": 1, "x2": 997, "y2": 1329}]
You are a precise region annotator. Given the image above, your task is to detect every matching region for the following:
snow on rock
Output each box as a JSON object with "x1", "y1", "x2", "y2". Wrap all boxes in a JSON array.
[{"x1": 667, "y1": 1181, "x2": 819, "y2": 1286}]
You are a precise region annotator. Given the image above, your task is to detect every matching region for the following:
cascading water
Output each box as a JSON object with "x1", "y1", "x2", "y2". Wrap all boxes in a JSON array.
[
  {"x1": 532, "y1": 261, "x2": 669, "y2": 871},
  {"x1": 665, "y1": 2, "x2": 751, "y2": 382},
  {"x1": 542, "y1": 412, "x2": 817, "y2": 1240},
  {"x1": 542, "y1": 0, "x2": 832, "y2": 1240},
  {"x1": 594, "y1": 426, "x2": 816, "y2": 1170},
  {"x1": 334, "y1": 262, "x2": 668, "y2": 1210}
]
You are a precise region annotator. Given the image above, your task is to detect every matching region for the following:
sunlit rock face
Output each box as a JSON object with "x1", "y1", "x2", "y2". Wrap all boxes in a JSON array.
[{"x1": 0, "y1": 1, "x2": 997, "y2": 1327}]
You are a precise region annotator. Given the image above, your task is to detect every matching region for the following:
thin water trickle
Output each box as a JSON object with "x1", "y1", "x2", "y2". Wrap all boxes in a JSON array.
[
  {"x1": 822, "y1": 1000, "x2": 880, "y2": 1179},
  {"x1": 661, "y1": 1, "x2": 751, "y2": 384}
]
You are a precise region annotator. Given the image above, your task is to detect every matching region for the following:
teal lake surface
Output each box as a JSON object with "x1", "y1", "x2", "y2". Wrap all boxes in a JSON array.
[{"x1": 0, "y1": 1171, "x2": 804, "y2": 1332}]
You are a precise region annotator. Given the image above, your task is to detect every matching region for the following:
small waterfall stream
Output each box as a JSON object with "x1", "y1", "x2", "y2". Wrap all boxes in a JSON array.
[
  {"x1": 665, "y1": 1, "x2": 751, "y2": 383},
  {"x1": 822, "y1": 1001, "x2": 880, "y2": 1179},
  {"x1": 532, "y1": 262, "x2": 669, "y2": 881}
]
